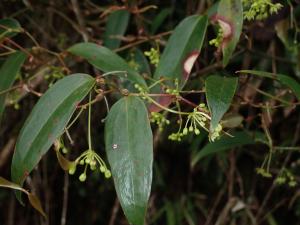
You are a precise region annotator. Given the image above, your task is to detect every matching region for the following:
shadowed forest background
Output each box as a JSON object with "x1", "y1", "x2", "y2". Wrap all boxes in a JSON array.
[{"x1": 1, "y1": 1, "x2": 300, "y2": 225}]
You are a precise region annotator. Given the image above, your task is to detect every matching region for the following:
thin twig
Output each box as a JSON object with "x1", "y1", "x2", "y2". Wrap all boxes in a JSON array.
[
  {"x1": 108, "y1": 198, "x2": 120, "y2": 225},
  {"x1": 61, "y1": 172, "x2": 69, "y2": 225}
]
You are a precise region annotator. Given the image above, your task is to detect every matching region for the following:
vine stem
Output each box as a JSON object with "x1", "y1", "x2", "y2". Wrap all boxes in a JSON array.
[{"x1": 88, "y1": 92, "x2": 92, "y2": 150}]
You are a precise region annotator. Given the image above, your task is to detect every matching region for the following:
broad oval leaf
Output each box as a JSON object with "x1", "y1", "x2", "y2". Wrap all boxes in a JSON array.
[
  {"x1": 68, "y1": 42, "x2": 147, "y2": 87},
  {"x1": 238, "y1": 70, "x2": 300, "y2": 101},
  {"x1": 11, "y1": 74, "x2": 95, "y2": 196},
  {"x1": 103, "y1": 9, "x2": 130, "y2": 49},
  {"x1": 154, "y1": 15, "x2": 208, "y2": 88},
  {"x1": 0, "y1": 18, "x2": 22, "y2": 40},
  {"x1": 211, "y1": 0, "x2": 243, "y2": 67},
  {"x1": 205, "y1": 75, "x2": 238, "y2": 131},
  {"x1": 105, "y1": 96, "x2": 153, "y2": 225},
  {"x1": 150, "y1": 8, "x2": 172, "y2": 34},
  {"x1": 0, "y1": 51, "x2": 27, "y2": 124},
  {"x1": 191, "y1": 131, "x2": 263, "y2": 167}
]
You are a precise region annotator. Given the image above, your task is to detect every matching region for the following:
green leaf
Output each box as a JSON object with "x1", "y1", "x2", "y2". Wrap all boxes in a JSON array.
[
  {"x1": 11, "y1": 74, "x2": 95, "y2": 200},
  {"x1": 103, "y1": 9, "x2": 130, "y2": 49},
  {"x1": 154, "y1": 15, "x2": 208, "y2": 88},
  {"x1": 191, "y1": 131, "x2": 260, "y2": 167},
  {"x1": 213, "y1": 0, "x2": 243, "y2": 67},
  {"x1": 0, "y1": 51, "x2": 27, "y2": 124},
  {"x1": 205, "y1": 75, "x2": 238, "y2": 131},
  {"x1": 0, "y1": 18, "x2": 22, "y2": 40},
  {"x1": 68, "y1": 42, "x2": 147, "y2": 87},
  {"x1": 105, "y1": 96, "x2": 153, "y2": 225},
  {"x1": 150, "y1": 8, "x2": 172, "y2": 34},
  {"x1": 130, "y1": 48, "x2": 151, "y2": 76},
  {"x1": 238, "y1": 70, "x2": 300, "y2": 101}
]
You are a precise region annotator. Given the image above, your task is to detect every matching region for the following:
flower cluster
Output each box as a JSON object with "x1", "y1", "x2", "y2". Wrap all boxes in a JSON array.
[
  {"x1": 134, "y1": 83, "x2": 148, "y2": 96},
  {"x1": 69, "y1": 149, "x2": 111, "y2": 182},
  {"x1": 210, "y1": 124, "x2": 223, "y2": 142},
  {"x1": 243, "y1": 0, "x2": 283, "y2": 21},
  {"x1": 256, "y1": 167, "x2": 272, "y2": 178},
  {"x1": 275, "y1": 169, "x2": 297, "y2": 187},
  {"x1": 144, "y1": 47, "x2": 160, "y2": 67},
  {"x1": 150, "y1": 112, "x2": 170, "y2": 131},
  {"x1": 168, "y1": 104, "x2": 211, "y2": 141},
  {"x1": 209, "y1": 26, "x2": 223, "y2": 48},
  {"x1": 45, "y1": 66, "x2": 65, "y2": 87},
  {"x1": 128, "y1": 53, "x2": 140, "y2": 71}
]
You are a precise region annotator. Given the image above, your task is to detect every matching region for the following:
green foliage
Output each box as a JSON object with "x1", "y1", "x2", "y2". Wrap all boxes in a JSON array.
[
  {"x1": 105, "y1": 96, "x2": 153, "y2": 225},
  {"x1": 214, "y1": 0, "x2": 243, "y2": 67},
  {"x1": 243, "y1": 0, "x2": 283, "y2": 20},
  {"x1": 103, "y1": 9, "x2": 130, "y2": 49},
  {"x1": 68, "y1": 42, "x2": 147, "y2": 87},
  {"x1": 0, "y1": 1, "x2": 299, "y2": 225},
  {"x1": 0, "y1": 18, "x2": 22, "y2": 39},
  {"x1": 153, "y1": 15, "x2": 208, "y2": 88},
  {"x1": 11, "y1": 74, "x2": 95, "y2": 201},
  {"x1": 205, "y1": 75, "x2": 238, "y2": 140},
  {"x1": 0, "y1": 51, "x2": 26, "y2": 124}
]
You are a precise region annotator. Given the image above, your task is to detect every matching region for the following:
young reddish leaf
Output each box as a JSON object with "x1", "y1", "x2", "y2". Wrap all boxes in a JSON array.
[
  {"x1": 150, "y1": 15, "x2": 208, "y2": 111},
  {"x1": 154, "y1": 15, "x2": 208, "y2": 88},
  {"x1": 0, "y1": 177, "x2": 46, "y2": 218},
  {"x1": 211, "y1": 0, "x2": 243, "y2": 67},
  {"x1": 28, "y1": 193, "x2": 47, "y2": 218}
]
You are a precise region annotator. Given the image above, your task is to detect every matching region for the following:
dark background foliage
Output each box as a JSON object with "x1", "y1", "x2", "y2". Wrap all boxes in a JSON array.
[{"x1": 1, "y1": 0, "x2": 300, "y2": 225}]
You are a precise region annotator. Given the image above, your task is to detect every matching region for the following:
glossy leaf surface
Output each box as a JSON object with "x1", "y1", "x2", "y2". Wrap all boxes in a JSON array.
[
  {"x1": 0, "y1": 51, "x2": 27, "y2": 124},
  {"x1": 105, "y1": 96, "x2": 153, "y2": 225},
  {"x1": 205, "y1": 75, "x2": 238, "y2": 131},
  {"x1": 103, "y1": 9, "x2": 130, "y2": 49},
  {"x1": 154, "y1": 15, "x2": 208, "y2": 88},
  {"x1": 68, "y1": 42, "x2": 147, "y2": 87},
  {"x1": 213, "y1": 0, "x2": 243, "y2": 66},
  {"x1": 11, "y1": 74, "x2": 95, "y2": 196},
  {"x1": 238, "y1": 70, "x2": 300, "y2": 100}
]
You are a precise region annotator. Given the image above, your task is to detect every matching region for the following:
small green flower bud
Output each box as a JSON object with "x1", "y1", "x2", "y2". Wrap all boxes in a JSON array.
[
  {"x1": 85, "y1": 158, "x2": 91, "y2": 164},
  {"x1": 68, "y1": 164, "x2": 76, "y2": 175},
  {"x1": 194, "y1": 128, "x2": 200, "y2": 135},
  {"x1": 90, "y1": 160, "x2": 97, "y2": 167},
  {"x1": 183, "y1": 128, "x2": 188, "y2": 135},
  {"x1": 90, "y1": 165, "x2": 96, "y2": 171},
  {"x1": 79, "y1": 173, "x2": 87, "y2": 182},
  {"x1": 79, "y1": 160, "x2": 85, "y2": 165},
  {"x1": 105, "y1": 170, "x2": 111, "y2": 178},
  {"x1": 289, "y1": 181, "x2": 297, "y2": 187},
  {"x1": 100, "y1": 165, "x2": 105, "y2": 173},
  {"x1": 189, "y1": 126, "x2": 194, "y2": 132},
  {"x1": 62, "y1": 147, "x2": 68, "y2": 154}
]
